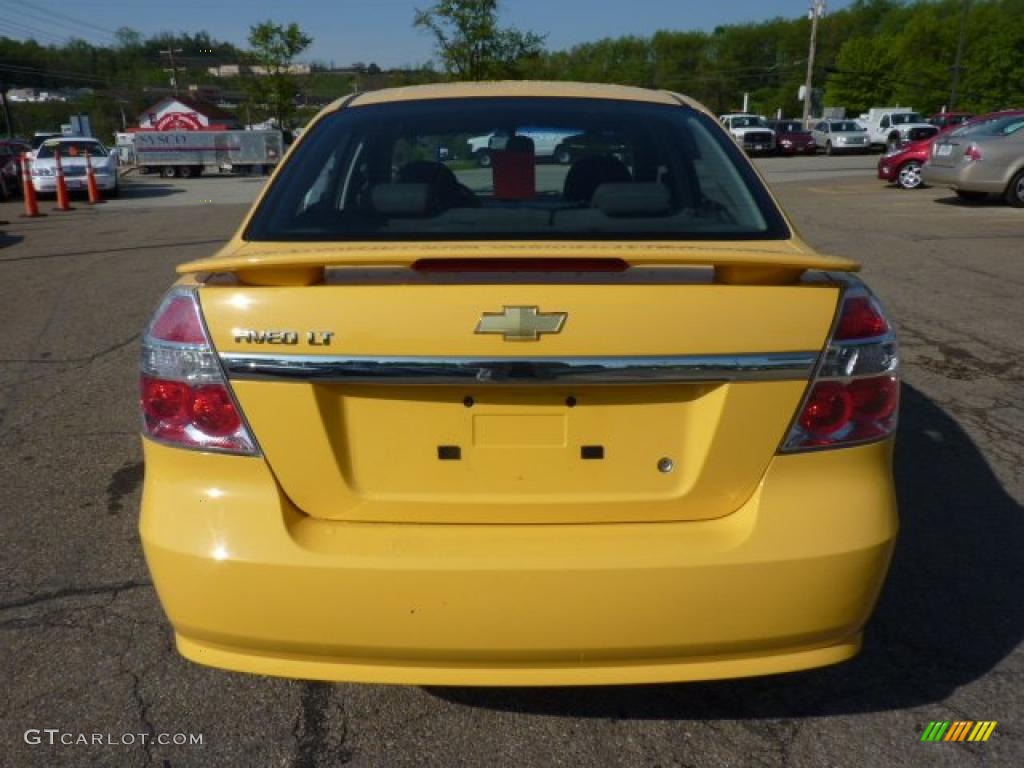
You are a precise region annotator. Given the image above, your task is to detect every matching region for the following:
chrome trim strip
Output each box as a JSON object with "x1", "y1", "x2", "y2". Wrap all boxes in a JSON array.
[{"x1": 220, "y1": 352, "x2": 818, "y2": 385}]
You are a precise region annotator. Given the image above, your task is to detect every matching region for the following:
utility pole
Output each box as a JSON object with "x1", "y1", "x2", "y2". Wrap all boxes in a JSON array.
[
  {"x1": 0, "y1": 83, "x2": 13, "y2": 138},
  {"x1": 949, "y1": 0, "x2": 970, "y2": 110},
  {"x1": 160, "y1": 47, "x2": 185, "y2": 97},
  {"x1": 802, "y1": 0, "x2": 826, "y2": 126}
]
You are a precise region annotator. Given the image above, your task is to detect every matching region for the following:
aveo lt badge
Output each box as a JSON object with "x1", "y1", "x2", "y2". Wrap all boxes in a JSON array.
[
  {"x1": 475, "y1": 306, "x2": 567, "y2": 341},
  {"x1": 233, "y1": 329, "x2": 335, "y2": 346}
]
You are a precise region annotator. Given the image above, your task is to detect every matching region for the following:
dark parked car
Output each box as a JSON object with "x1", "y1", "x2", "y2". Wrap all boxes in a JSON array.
[
  {"x1": 0, "y1": 139, "x2": 32, "y2": 200},
  {"x1": 767, "y1": 120, "x2": 817, "y2": 155},
  {"x1": 930, "y1": 112, "x2": 974, "y2": 131},
  {"x1": 551, "y1": 131, "x2": 630, "y2": 165}
]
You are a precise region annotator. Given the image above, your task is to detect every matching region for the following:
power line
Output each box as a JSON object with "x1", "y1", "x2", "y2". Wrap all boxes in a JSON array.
[
  {"x1": 5, "y1": 0, "x2": 122, "y2": 41},
  {"x1": 0, "y1": 0, "x2": 120, "y2": 44},
  {"x1": 0, "y1": 19, "x2": 74, "y2": 46},
  {"x1": 0, "y1": 62, "x2": 139, "y2": 90}
]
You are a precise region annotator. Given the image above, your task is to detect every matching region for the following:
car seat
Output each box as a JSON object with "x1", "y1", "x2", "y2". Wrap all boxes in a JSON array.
[{"x1": 563, "y1": 155, "x2": 632, "y2": 204}]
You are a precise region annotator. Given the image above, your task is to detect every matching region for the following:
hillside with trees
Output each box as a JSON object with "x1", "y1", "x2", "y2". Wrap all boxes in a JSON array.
[{"x1": 2, "y1": 0, "x2": 1022, "y2": 141}]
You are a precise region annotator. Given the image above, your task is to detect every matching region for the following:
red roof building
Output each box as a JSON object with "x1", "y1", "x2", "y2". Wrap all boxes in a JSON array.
[{"x1": 136, "y1": 96, "x2": 241, "y2": 131}]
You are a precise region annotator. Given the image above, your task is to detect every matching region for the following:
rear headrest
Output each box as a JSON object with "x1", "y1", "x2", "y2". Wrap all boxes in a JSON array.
[
  {"x1": 505, "y1": 135, "x2": 535, "y2": 154},
  {"x1": 397, "y1": 161, "x2": 458, "y2": 188},
  {"x1": 564, "y1": 155, "x2": 632, "y2": 203},
  {"x1": 591, "y1": 183, "x2": 672, "y2": 217},
  {"x1": 371, "y1": 183, "x2": 435, "y2": 217}
]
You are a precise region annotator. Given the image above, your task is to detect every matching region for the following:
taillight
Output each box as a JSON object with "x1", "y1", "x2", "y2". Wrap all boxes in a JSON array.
[
  {"x1": 140, "y1": 287, "x2": 257, "y2": 455},
  {"x1": 781, "y1": 286, "x2": 899, "y2": 452},
  {"x1": 964, "y1": 143, "x2": 983, "y2": 162},
  {"x1": 834, "y1": 296, "x2": 888, "y2": 340}
]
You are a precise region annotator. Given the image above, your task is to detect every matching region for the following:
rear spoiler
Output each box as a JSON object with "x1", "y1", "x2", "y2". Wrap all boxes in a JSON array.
[{"x1": 177, "y1": 242, "x2": 859, "y2": 286}]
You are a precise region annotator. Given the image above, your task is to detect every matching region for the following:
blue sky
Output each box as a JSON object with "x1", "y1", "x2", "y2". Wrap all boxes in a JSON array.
[{"x1": 5, "y1": 1, "x2": 855, "y2": 67}]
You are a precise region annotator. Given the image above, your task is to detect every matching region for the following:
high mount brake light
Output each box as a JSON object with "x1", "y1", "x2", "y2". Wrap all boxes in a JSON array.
[
  {"x1": 139, "y1": 288, "x2": 257, "y2": 455},
  {"x1": 781, "y1": 286, "x2": 899, "y2": 452}
]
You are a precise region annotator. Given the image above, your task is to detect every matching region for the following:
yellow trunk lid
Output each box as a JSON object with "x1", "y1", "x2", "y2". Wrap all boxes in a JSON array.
[{"x1": 198, "y1": 277, "x2": 840, "y2": 524}]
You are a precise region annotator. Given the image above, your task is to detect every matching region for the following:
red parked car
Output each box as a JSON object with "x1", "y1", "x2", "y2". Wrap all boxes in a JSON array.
[
  {"x1": 879, "y1": 109, "x2": 1024, "y2": 189},
  {"x1": 767, "y1": 120, "x2": 817, "y2": 155},
  {"x1": 930, "y1": 112, "x2": 974, "y2": 131},
  {"x1": 877, "y1": 136, "x2": 936, "y2": 189}
]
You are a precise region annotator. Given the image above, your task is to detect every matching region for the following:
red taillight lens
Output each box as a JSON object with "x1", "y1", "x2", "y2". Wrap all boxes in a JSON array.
[
  {"x1": 800, "y1": 381, "x2": 854, "y2": 436},
  {"x1": 790, "y1": 375, "x2": 899, "y2": 448},
  {"x1": 835, "y1": 296, "x2": 888, "y2": 340},
  {"x1": 848, "y1": 376, "x2": 899, "y2": 421},
  {"x1": 141, "y1": 376, "x2": 190, "y2": 427},
  {"x1": 964, "y1": 143, "x2": 983, "y2": 162},
  {"x1": 190, "y1": 385, "x2": 241, "y2": 436},
  {"x1": 782, "y1": 287, "x2": 899, "y2": 452},
  {"x1": 140, "y1": 288, "x2": 257, "y2": 455},
  {"x1": 149, "y1": 294, "x2": 206, "y2": 343}
]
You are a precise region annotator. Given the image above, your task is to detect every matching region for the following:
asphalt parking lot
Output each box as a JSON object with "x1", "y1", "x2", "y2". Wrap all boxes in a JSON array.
[{"x1": 1, "y1": 154, "x2": 1021, "y2": 767}]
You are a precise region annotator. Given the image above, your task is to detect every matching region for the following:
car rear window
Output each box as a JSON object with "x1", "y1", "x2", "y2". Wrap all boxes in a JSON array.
[
  {"x1": 36, "y1": 141, "x2": 107, "y2": 158},
  {"x1": 958, "y1": 115, "x2": 1024, "y2": 137},
  {"x1": 246, "y1": 97, "x2": 790, "y2": 242}
]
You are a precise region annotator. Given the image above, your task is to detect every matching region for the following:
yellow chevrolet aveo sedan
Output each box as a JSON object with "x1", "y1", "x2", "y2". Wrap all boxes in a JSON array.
[{"x1": 139, "y1": 82, "x2": 899, "y2": 686}]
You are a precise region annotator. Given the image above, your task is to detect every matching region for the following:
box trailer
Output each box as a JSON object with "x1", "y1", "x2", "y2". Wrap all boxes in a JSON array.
[{"x1": 133, "y1": 130, "x2": 284, "y2": 178}]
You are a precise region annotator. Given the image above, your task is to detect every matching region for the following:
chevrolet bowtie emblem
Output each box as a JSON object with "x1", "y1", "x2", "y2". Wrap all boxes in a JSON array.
[{"x1": 475, "y1": 306, "x2": 567, "y2": 341}]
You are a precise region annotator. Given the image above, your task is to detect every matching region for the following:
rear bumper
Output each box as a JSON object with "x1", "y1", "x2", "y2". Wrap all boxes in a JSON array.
[
  {"x1": 778, "y1": 144, "x2": 816, "y2": 155},
  {"x1": 922, "y1": 162, "x2": 1005, "y2": 193},
  {"x1": 32, "y1": 175, "x2": 117, "y2": 193},
  {"x1": 140, "y1": 438, "x2": 897, "y2": 685}
]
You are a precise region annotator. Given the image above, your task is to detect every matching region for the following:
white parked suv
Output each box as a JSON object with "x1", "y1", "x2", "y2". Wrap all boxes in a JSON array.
[
  {"x1": 719, "y1": 114, "x2": 776, "y2": 154},
  {"x1": 861, "y1": 109, "x2": 936, "y2": 151},
  {"x1": 466, "y1": 127, "x2": 578, "y2": 166}
]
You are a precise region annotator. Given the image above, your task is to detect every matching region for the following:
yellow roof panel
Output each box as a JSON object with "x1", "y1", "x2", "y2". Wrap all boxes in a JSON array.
[{"x1": 347, "y1": 80, "x2": 681, "y2": 107}]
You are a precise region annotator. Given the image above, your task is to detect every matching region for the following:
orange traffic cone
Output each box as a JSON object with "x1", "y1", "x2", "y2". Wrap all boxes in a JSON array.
[
  {"x1": 53, "y1": 149, "x2": 73, "y2": 211},
  {"x1": 84, "y1": 151, "x2": 104, "y2": 205},
  {"x1": 20, "y1": 152, "x2": 45, "y2": 218}
]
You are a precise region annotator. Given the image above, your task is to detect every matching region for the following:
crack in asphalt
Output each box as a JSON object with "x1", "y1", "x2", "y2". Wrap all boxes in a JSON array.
[
  {"x1": 0, "y1": 331, "x2": 140, "y2": 366},
  {"x1": 0, "y1": 238, "x2": 226, "y2": 265},
  {"x1": 0, "y1": 330, "x2": 142, "y2": 445},
  {"x1": 122, "y1": 649, "x2": 158, "y2": 767},
  {"x1": 291, "y1": 682, "x2": 352, "y2": 768},
  {"x1": 901, "y1": 325, "x2": 1022, "y2": 383},
  {"x1": 0, "y1": 580, "x2": 153, "y2": 612}
]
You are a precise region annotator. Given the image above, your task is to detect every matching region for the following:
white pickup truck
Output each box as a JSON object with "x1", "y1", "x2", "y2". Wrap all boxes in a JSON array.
[
  {"x1": 467, "y1": 128, "x2": 579, "y2": 167},
  {"x1": 718, "y1": 114, "x2": 776, "y2": 154},
  {"x1": 860, "y1": 109, "x2": 936, "y2": 151}
]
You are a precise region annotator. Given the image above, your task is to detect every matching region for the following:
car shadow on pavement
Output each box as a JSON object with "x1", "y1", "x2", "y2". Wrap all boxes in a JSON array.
[
  {"x1": 429, "y1": 383, "x2": 1024, "y2": 718},
  {"x1": 117, "y1": 183, "x2": 187, "y2": 199},
  {"x1": 0, "y1": 230, "x2": 23, "y2": 249},
  {"x1": 933, "y1": 194, "x2": 1005, "y2": 207}
]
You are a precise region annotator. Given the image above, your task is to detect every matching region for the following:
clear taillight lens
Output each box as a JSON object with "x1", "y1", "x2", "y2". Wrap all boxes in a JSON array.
[
  {"x1": 964, "y1": 143, "x2": 983, "y2": 162},
  {"x1": 140, "y1": 287, "x2": 258, "y2": 455},
  {"x1": 781, "y1": 286, "x2": 899, "y2": 452}
]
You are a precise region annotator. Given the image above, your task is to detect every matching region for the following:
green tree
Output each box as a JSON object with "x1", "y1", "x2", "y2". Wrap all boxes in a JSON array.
[
  {"x1": 827, "y1": 36, "x2": 899, "y2": 114},
  {"x1": 413, "y1": 0, "x2": 545, "y2": 80},
  {"x1": 246, "y1": 21, "x2": 313, "y2": 128}
]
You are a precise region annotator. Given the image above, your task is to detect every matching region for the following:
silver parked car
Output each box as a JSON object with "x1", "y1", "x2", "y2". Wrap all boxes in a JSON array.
[
  {"x1": 923, "y1": 114, "x2": 1024, "y2": 206},
  {"x1": 811, "y1": 120, "x2": 871, "y2": 155}
]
